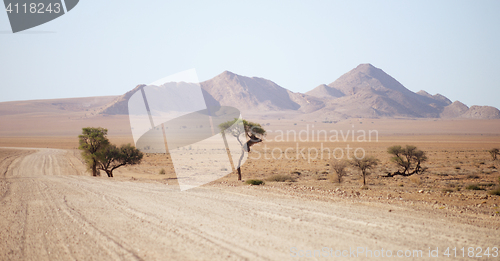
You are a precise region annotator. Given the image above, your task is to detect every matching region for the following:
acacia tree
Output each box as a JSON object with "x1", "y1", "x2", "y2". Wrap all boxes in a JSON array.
[
  {"x1": 79, "y1": 127, "x2": 110, "y2": 176},
  {"x1": 331, "y1": 160, "x2": 348, "y2": 183},
  {"x1": 219, "y1": 118, "x2": 266, "y2": 180},
  {"x1": 79, "y1": 127, "x2": 143, "y2": 177},
  {"x1": 350, "y1": 156, "x2": 379, "y2": 186},
  {"x1": 387, "y1": 145, "x2": 427, "y2": 176},
  {"x1": 489, "y1": 148, "x2": 499, "y2": 161},
  {"x1": 95, "y1": 144, "x2": 143, "y2": 177}
]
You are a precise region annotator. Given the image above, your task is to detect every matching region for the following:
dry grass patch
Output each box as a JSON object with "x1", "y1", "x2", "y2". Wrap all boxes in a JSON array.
[
  {"x1": 489, "y1": 187, "x2": 500, "y2": 196},
  {"x1": 266, "y1": 174, "x2": 296, "y2": 182}
]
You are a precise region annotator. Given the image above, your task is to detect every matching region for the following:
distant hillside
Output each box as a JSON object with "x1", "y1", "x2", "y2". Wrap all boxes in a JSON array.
[
  {"x1": 304, "y1": 64, "x2": 498, "y2": 120},
  {"x1": 461, "y1": 105, "x2": 500, "y2": 119},
  {"x1": 305, "y1": 84, "x2": 344, "y2": 99},
  {"x1": 99, "y1": 85, "x2": 145, "y2": 115},
  {"x1": 306, "y1": 64, "x2": 454, "y2": 119},
  {"x1": 199, "y1": 71, "x2": 301, "y2": 111},
  {"x1": 441, "y1": 101, "x2": 469, "y2": 118},
  {"x1": 0, "y1": 96, "x2": 116, "y2": 116},
  {"x1": 94, "y1": 64, "x2": 500, "y2": 120},
  {"x1": 99, "y1": 84, "x2": 220, "y2": 115}
]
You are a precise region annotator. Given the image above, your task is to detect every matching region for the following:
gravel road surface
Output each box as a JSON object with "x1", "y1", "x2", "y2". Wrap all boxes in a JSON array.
[{"x1": 1, "y1": 148, "x2": 498, "y2": 260}]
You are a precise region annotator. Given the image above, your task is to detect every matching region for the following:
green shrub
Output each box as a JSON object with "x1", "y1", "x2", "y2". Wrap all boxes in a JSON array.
[
  {"x1": 245, "y1": 179, "x2": 265, "y2": 185},
  {"x1": 159, "y1": 168, "x2": 166, "y2": 175},
  {"x1": 266, "y1": 174, "x2": 296, "y2": 182},
  {"x1": 466, "y1": 184, "x2": 483, "y2": 190}
]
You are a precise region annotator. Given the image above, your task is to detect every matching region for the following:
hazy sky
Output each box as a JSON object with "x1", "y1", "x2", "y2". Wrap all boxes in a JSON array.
[{"x1": 1, "y1": 0, "x2": 499, "y2": 109}]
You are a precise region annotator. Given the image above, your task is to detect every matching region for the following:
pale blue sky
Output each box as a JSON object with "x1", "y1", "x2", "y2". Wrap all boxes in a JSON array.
[{"x1": 1, "y1": 0, "x2": 499, "y2": 109}]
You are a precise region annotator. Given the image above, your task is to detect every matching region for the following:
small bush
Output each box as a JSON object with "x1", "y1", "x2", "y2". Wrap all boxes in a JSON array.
[
  {"x1": 246, "y1": 179, "x2": 265, "y2": 185},
  {"x1": 489, "y1": 148, "x2": 499, "y2": 161},
  {"x1": 330, "y1": 160, "x2": 348, "y2": 183},
  {"x1": 266, "y1": 174, "x2": 296, "y2": 182},
  {"x1": 466, "y1": 184, "x2": 483, "y2": 190},
  {"x1": 159, "y1": 168, "x2": 166, "y2": 175},
  {"x1": 466, "y1": 174, "x2": 480, "y2": 179},
  {"x1": 455, "y1": 166, "x2": 461, "y2": 170}
]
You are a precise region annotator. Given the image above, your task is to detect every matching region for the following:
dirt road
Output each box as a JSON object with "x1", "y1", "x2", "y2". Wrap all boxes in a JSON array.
[{"x1": 1, "y1": 148, "x2": 498, "y2": 260}]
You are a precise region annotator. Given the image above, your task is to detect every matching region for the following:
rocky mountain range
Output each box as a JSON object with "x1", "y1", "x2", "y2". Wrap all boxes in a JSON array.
[{"x1": 100, "y1": 64, "x2": 500, "y2": 120}]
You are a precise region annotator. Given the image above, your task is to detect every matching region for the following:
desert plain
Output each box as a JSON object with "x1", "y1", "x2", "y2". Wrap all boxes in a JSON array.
[{"x1": 1, "y1": 97, "x2": 500, "y2": 260}]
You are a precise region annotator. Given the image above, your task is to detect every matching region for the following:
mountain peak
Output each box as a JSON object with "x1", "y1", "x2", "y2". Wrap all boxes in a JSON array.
[
  {"x1": 441, "y1": 100, "x2": 469, "y2": 118},
  {"x1": 416, "y1": 90, "x2": 452, "y2": 106},
  {"x1": 417, "y1": 90, "x2": 432, "y2": 97},
  {"x1": 355, "y1": 63, "x2": 375, "y2": 70},
  {"x1": 451, "y1": 100, "x2": 467, "y2": 107},
  {"x1": 215, "y1": 70, "x2": 237, "y2": 79},
  {"x1": 352, "y1": 63, "x2": 379, "y2": 75},
  {"x1": 328, "y1": 63, "x2": 410, "y2": 96}
]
